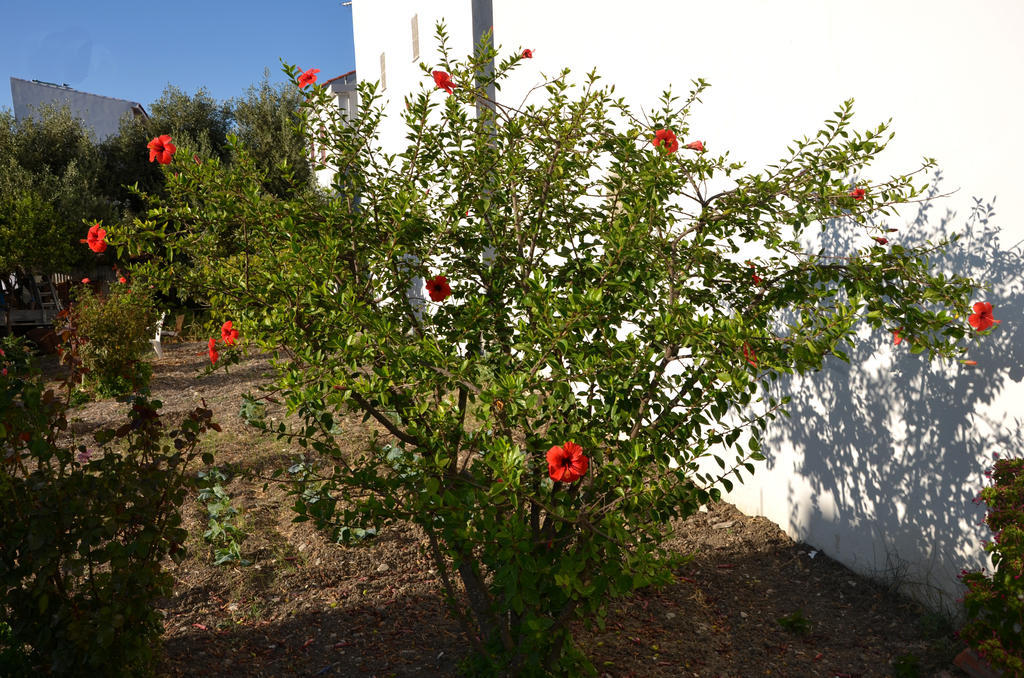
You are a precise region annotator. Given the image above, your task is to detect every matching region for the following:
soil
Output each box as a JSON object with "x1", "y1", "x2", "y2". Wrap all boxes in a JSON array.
[{"x1": 53, "y1": 342, "x2": 967, "y2": 678}]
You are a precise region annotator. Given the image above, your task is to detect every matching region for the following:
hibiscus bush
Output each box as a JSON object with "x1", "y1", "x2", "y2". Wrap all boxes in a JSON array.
[
  {"x1": 62, "y1": 281, "x2": 159, "y2": 397},
  {"x1": 0, "y1": 347, "x2": 219, "y2": 676},
  {"x1": 959, "y1": 457, "x2": 1024, "y2": 675},
  {"x1": 117, "y1": 34, "x2": 990, "y2": 675}
]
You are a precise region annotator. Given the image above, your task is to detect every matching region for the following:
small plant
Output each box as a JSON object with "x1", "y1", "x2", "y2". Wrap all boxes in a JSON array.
[
  {"x1": 959, "y1": 457, "x2": 1024, "y2": 676},
  {"x1": 60, "y1": 282, "x2": 158, "y2": 397},
  {"x1": 284, "y1": 460, "x2": 378, "y2": 544},
  {"x1": 0, "y1": 350, "x2": 219, "y2": 676},
  {"x1": 0, "y1": 621, "x2": 33, "y2": 675},
  {"x1": 197, "y1": 466, "x2": 251, "y2": 566},
  {"x1": 0, "y1": 335, "x2": 34, "y2": 377},
  {"x1": 67, "y1": 386, "x2": 93, "y2": 407},
  {"x1": 892, "y1": 652, "x2": 921, "y2": 678},
  {"x1": 777, "y1": 610, "x2": 812, "y2": 635}
]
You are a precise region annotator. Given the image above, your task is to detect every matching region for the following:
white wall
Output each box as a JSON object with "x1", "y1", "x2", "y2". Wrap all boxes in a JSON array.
[
  {"x1": 351, "y1": 0, "x2": 1024, "y2": 609},
  {"x1": 351, "y1": 0, "x2": 474, "y2": 153}
]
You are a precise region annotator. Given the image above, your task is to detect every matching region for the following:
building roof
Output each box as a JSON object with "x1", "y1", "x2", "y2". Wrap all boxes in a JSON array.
[
  {"x1": 323, "y1": 70, "x2": 357, "y2": 93},
  {"x1": 322, "y1": 70, "x2": 357, "y2": 86},
  {"x1": 9, "y1": 77, "x2": 148, "y2": 142}
]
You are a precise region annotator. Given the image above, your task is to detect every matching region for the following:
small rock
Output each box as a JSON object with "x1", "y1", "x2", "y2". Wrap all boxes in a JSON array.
[
  {"x1": 713, "y1": 520, "x2": 735, "y2": 529},
  {"x1": 377, "y1": 563, "x2": 390, "y2": 573},
  {"x1": 665, "y1": 612, "x2": 676, "y2": 620},
  {"x1": 739, "y1": 611, "x2": 748, "y2": 618}
]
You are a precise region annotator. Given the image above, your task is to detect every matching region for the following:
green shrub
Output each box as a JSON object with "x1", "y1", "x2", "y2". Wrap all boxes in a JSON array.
[
  {"x1": 960, "y1": 457, "x2": 1024, "y2": 675},
  {"x1": 0, "y1": 356, "x2": 218, "y2": 676},
  {"x1": 122, "y1": 35, "x2": 988, "y2": 675},
  {"x1": 64, "y1": 282, "x2": 158, "y2": 397}
]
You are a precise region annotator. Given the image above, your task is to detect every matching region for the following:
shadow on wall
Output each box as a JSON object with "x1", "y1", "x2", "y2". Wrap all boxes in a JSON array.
[{"x1": 763, "y1": 175, "x2": 1024, "y2": 612}]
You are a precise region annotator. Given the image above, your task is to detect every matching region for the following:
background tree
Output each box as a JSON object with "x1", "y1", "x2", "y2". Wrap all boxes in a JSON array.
[
  {"x1": 99, "y1": 85, "x2": 234, "y2": 215},
  {"x1": 231, "y1": 70, "x2": 314, "y2": 198},
  {"x1": 149, "y1": 85, "x2": 233, "y2": 162},
  {"x1": 0, "y1": 106, "x2": 116, "y2": 273}
]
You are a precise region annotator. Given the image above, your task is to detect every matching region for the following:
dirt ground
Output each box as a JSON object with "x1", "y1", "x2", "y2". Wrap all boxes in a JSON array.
[{"x1": 54, "y1": 342, "x2": 967, "y2": 678}]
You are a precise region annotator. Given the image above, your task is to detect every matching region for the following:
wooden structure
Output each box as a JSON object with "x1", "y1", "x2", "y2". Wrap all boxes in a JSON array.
[{"x1": 1, "y1": 273, "x2": 65, "y2": 329}]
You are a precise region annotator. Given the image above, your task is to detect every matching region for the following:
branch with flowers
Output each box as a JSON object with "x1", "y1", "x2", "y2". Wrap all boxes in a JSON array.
[{"x1": 105, "y1": 26, "x2": 996, "y2": 675}]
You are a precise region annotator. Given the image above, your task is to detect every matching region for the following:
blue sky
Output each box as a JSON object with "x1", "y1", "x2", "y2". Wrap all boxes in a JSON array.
[{"x1": 0, "y1": 0, "x2": 356, "y2": 113}]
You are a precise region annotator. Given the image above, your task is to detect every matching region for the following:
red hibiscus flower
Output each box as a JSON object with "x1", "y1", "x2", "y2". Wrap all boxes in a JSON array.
[
  {"x1": 685, "y1": 140, "x2": 705, "y2": 152},
  {"x1": 652, "y1": 128, "x2": 679, "y2": 154},
  {"x1": 118, "y1": 276, "x2": 127, "y2": 284},
  {"x1": 743, "y1": 342, "x2": 758, "y2": 367},
  {"x1": 298, "y1": 68, "x2": 320, "y2": 88},
  {"x1": 208, "y1": 337, "x2": 219, "y2": 365},
  {"x1": 968, "y1": 302, "x2": 998, "y2": 332},
  {"x1": 521, "y1": 49, "x2": 534, "y2": 58},
  {"x1": 221, "y1": 321, "x2": 239, "y2": 346},
  {"x1": 147, "y1": 134, "x2": 176, "y2": 164},
  {"x1": 82, "y1": 224, "x2": 108, "y2": 253},
  {"x1": 547, "y1": 441, "x2": 589, "y2": 483},
  {"x1": 81, "y1": 278, "x2": 90, "y2": 284},
  {"x1": 872, "y1": 236, "x2": 889, "y2": 245},
  {"x1": 893, "y1": 328, "x2": 904, "y2": 345},
  {"x1": 426, "y1": 275, "x2": 451, "y2": 302},
  {"x1": 849, "y1": 188, "x2": 866, "y2": 201},
  {"x1": 746, "y1": 261, "x2": 762, "y2": 286},
  {"x1": 432, "y1": 70, "x2": 456, "y2": 95}
]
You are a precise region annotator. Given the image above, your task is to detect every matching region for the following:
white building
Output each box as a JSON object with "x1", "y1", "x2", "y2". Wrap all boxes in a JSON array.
[
  {"x1": 347, "y1": 0, "x2": 1024, "y2": 610},
  {"x1": 313, "y1": 69, "x2": 358, "y2": 188}
]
